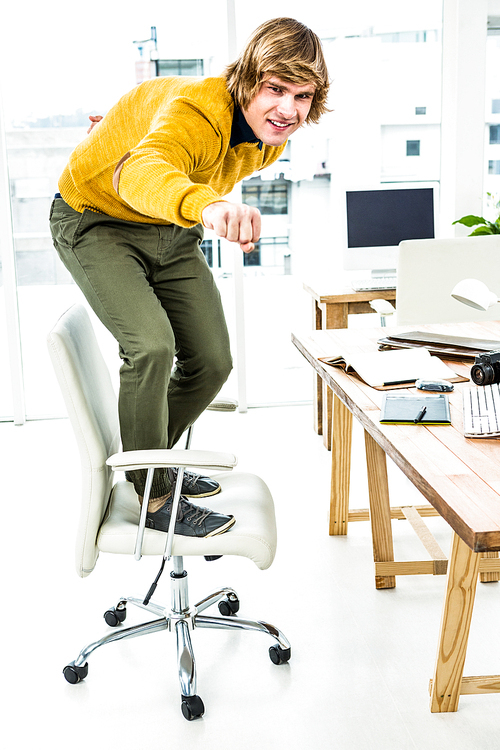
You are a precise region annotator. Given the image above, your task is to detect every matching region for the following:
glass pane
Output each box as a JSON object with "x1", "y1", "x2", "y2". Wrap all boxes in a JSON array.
[
  {"x1": 157, "y1": 59, "x2": 204, "y2": 76},
  {"x1": 209, "y1": 260, "x2": 312, "y2": 407},
  {"x1": 242, "y1": 180, "x2": 288, "y2": 214},
  {"x1": 406, "y1": 140, "x2": 421, "y2": 156},
  {"x1": 6, "y1": 127, "x2": 86, "y2": 418},
  {"x1": 485, "y1": 34, "x2": 500, "y2": 214},
  {"x1": 490, "y1": 125, "x2": 500, "y2": 145}
]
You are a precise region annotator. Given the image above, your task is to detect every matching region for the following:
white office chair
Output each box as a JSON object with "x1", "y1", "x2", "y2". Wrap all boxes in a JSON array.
[
  {"x1": 370, "y1": 235, "x2": 500, "y2": 325},
  {"x1": 47, "y1": 304, "x2": 290, "y2": 721}
]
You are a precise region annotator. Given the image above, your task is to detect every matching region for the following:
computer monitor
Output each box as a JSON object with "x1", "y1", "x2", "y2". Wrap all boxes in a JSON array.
[{"x1": 342, "y1": 182, "x2": 438, "y2": 274}]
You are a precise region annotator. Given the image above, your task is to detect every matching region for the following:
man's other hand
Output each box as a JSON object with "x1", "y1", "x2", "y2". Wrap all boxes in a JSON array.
[
  {"x1": 87, "y1": 115, "x2": 103, "y2": 134},
  {"x1": 202, "y1": 201, "x2": 261, "y2": 253}
]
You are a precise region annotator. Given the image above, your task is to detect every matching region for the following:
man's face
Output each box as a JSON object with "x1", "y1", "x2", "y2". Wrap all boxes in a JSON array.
[{"x1": 242, "y1": 76, "x2": 316, "y2": 147}]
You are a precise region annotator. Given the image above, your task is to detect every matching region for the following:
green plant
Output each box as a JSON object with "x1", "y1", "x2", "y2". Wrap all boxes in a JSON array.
[{"x1": 453, "y1": 192, "x2": 500, "y2": 235}]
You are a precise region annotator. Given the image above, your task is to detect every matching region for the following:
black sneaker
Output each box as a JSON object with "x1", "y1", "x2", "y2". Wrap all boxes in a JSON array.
[
  {"x1": 169, "y1": 468, "x2": 221, "y2": 498},
  {"x1": 145, "y1": 496, "x2": 235, "y2": 537}
]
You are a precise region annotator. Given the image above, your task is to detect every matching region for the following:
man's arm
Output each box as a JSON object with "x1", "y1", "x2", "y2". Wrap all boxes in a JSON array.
[
  {"x1": 113, "y1": 102, "x2": 227, "y2": 228},
  {"x1": 202, "y1": 201, "x2": 261, "y2": 253},
  {"x1": 91, "y1": 107, "x2": 260, "y2": 252}
]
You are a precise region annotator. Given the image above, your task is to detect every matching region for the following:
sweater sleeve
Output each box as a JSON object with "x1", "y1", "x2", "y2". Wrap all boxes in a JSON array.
[{"x1": 113, "y1": 99, "x2": 226, "y2": 226}]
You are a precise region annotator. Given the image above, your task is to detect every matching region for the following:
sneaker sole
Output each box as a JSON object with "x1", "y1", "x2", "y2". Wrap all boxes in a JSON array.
[
  {"x1": 205, "y1": 515, "x2": 236, "y2": 536},
  {"x1": 146, "y1": 515, "x2": 236, "y2": 537},
  {"x1": 182, "y1": 485, "x2": 222, "y2": 499}
]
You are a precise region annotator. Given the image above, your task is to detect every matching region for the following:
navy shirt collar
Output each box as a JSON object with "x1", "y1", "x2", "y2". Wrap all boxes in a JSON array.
[{"x1": 230, "y1": 106, "x2": 263, "y2": 151}]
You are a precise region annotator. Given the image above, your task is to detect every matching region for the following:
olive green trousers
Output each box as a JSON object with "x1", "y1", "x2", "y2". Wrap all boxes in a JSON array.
[{"x1": 50, "y1": 197, "x2": 232, "y2": 498}]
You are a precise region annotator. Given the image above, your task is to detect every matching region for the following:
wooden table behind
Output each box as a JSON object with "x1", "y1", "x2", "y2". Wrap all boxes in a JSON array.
[
  {"x1": 293, "y1": 320, "x2": 500, "y2": 553},
  {"x1": 292, "y1": 319, "x2": 500, "y2": 712}
]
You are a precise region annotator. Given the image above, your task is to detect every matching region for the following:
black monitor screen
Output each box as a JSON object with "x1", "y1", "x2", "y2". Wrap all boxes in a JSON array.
[{"x1": 346, "y1": 187, "x2": 435, "y2": 248}]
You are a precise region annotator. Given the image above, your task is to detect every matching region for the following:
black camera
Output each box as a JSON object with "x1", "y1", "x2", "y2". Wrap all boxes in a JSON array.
[{"x1": 470, "y1": 350, "x2": 500, "y2": 386}]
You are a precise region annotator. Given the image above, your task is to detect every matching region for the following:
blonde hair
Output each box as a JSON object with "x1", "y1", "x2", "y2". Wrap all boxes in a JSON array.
[{"x1": 225, "y1": 17, "x2": 330, "y2": 125}]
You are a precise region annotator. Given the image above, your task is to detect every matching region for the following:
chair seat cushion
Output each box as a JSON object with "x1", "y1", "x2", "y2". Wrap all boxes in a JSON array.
[{"x1": 97, "y1": 471, "x2": 277, "y2": 570}]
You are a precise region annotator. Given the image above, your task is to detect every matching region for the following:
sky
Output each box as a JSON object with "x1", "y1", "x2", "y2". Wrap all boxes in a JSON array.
[{"x1": 0, "y1": 0, "x2": 443, "y2": 124}]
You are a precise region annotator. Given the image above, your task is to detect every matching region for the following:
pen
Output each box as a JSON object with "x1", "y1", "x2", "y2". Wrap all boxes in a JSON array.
[
  {"x1": 414, "y1": 406, "x2": 427, "y2": 423},
  {"x1": 383, "y1": 379, "x2": 415, "y2": 386}
]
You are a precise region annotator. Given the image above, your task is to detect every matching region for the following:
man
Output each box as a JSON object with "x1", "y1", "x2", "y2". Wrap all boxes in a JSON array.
[{"x1": 50, "y1": 17, "x2": 329, "y2": 538}]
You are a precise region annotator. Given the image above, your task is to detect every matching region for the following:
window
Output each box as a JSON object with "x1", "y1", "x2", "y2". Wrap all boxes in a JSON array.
[
  {"x1": 488, "y1": 160, "x2": 500, "y2": 175},
  {"x1": 406, "y1": 140, "x2": 421, "y2": 156},
  {"x1": 243, "y1": 248, "x2": 260, "y2": 267},
  {"x1": 415, "y1": 106, "x2": 427, "y2": 115},
  {"x1": 156, "y1": 59, "x2": 204, "y2": 76},
  {"x1": 492, "y1": 99, "x2": 500, "y2": 114},
  {"x1": 241, "y1": 180, "x2": 288, "y2": 215},
  {"x1": 243, "y1": 237, "x2": 289, "y2": 268},
  {"x1": 12, "y1": 177, "x2": 51, "y2": 199},
  {"x1": 200, "y1": 239, "x2": 213, "y2": 267},
  {"x1": 490, "y1": 125, "x2": 500, "y2": 144},
  {"x1": 380, "y1": 30, "x2": 439, "y2": 43}
]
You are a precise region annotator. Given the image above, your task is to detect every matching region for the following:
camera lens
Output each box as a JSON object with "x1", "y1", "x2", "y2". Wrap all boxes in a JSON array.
[{"x1": 471, "y1": 363, "x2": 495, "y2": 385}]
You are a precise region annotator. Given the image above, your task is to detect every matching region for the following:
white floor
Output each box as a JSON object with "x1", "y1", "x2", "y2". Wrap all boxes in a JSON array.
[{"x1": 3, "y1": 404, "x2": 499, "y2": 749}]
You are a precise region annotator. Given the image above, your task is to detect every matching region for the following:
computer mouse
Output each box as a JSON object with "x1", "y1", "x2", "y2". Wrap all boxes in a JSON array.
[{"x1": 415, "y1": 379, "x2": 454, "y2": 392}]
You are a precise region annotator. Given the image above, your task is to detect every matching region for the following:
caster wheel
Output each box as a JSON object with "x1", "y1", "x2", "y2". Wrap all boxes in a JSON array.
[
  {"x1": 104, "y1": 605, "x2": 127, "y2": 627},
  {"x1": 181, "y1": 694, "x2": 205, "y2": 721},
  {"x1": 269, "y1": 645, "x2": 291, "y2": 665},
  {"x1": 63, "y1": 662, "x2": 89, "y2": 684},
  {"x1": 218, "y1": 594, "x2": 240, "y2": 616}
]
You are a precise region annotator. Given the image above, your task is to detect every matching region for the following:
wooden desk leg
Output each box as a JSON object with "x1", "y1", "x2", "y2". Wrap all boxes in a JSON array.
[
  {"x1": 322, "y1": 382, "x2": 333, "y2": 450},
  {"x1": 430, "y1": 533, "x2": 481, "y2": 713},
  {"x1": 312, "y1": 300, "x2": 323, "y2": 435},
  {"x1": 322, "y1": 301, "x2": 349, "y2": 330},
  {"x1": 320, "y1": 302, "x2": 348, "y2": 449},
  {"x1": 311, "y1": 300, "x2": 349, "y2": 444},
  {"x1": 364, "y1": 431, "x2": 396, "y2": 590},
  {"x1": 314, "y1": 373, "x2": 323, "y2": 435},
  {"x1": 329, "y1": 394, "x2": 352, "y2": 536}
]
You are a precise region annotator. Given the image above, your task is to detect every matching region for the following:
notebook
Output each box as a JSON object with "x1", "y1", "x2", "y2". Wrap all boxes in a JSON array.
[{"x1": 319, "y1": 346, "x2": 464, "y2": 390}]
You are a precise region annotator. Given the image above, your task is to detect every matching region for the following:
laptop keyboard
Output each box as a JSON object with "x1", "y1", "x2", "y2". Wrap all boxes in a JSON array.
[
  {"x1": 463, "y1": 383, "x2": 500, "y2": 437},
  {"x1": 351, "y1": 276, "x2": 397, "y2": 292}
]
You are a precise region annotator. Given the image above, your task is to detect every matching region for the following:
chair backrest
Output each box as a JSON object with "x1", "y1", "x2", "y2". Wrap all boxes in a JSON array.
[
  {"x1": 47, "y1": 304, "x2": 120, "y2": 577},
  {"x1": 396, "y1": 235, "x2": 500, "y2": 325}
]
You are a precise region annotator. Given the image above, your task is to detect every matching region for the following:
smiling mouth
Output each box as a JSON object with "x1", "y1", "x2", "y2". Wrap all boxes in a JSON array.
[{"x1": 268, "y1": 119, "x2": 294, "y2": 130}]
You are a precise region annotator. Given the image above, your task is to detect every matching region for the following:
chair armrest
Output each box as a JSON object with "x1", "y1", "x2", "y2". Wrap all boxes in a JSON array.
[
  {"x1": 369, "y1": 298, "x2": 396, "y2": 316},
  {"x1": 106, "y1": 448, "x2": 237, "y2": 472},
  {"x1": 107, "y1": 448, "x2": 237, "y2": 563}
]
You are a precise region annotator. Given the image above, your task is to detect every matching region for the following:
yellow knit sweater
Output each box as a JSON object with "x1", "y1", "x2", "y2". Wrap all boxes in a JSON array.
[{"x1": 59, "y1": 76, "x2": 286, "y2": 226}]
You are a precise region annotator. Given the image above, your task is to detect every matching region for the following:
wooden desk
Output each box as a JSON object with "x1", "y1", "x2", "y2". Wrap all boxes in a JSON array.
[
  {"x1": 292, "y1": 320, "x2": 500, "y2": 713},
  {"x1": 303, "y1": 281, "x2": 397, "y2": 449}
]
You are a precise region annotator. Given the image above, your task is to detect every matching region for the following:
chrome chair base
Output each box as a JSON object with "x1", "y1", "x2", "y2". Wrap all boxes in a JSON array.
[{"x1": 63, "y1": 556, "x2": 291, "y2": 720}]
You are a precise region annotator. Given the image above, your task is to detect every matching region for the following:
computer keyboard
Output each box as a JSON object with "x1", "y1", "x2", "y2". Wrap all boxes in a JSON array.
[
  {"x1": 463, "y1": 383, "x2": 500, "y2": 437},
  {"x1": 351, "y1": 276, "x2": 397, "y2": 292}
]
